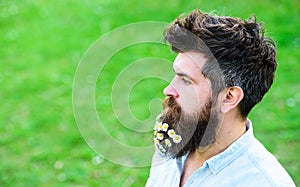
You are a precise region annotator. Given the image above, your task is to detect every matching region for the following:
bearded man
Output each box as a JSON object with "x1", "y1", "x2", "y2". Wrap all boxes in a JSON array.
[{"x1": 146, "y1": 9, "x2": 295, "y2": 187}]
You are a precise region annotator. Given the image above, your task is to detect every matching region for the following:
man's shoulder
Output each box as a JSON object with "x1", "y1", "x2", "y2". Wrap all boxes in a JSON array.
[{"x1": 235, "y1": 138, "x2": 295, "y2": 186}]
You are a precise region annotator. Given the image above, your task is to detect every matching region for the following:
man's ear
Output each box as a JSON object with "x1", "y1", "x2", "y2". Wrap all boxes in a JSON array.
[{"x1": 221, "y1": 86, "x2": 244, "y2": 113}]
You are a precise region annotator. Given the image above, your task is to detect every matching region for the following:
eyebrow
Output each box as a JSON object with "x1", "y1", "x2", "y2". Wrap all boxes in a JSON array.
[{"x1": 173, "y1": 68, "x2": 195, "y2": 82}]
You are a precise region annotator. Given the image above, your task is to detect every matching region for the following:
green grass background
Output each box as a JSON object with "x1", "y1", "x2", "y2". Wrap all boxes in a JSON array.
[{"x1": 1, "y1": 0, "x2": 299, "y2": 186}]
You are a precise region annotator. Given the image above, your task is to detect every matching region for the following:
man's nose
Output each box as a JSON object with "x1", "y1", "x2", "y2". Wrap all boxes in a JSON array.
[{"x1": 163, "y1": 84, "x2": 179, "y2": 98}]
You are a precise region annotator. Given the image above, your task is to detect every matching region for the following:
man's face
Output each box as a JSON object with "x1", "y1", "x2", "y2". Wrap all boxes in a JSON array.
[
  {"x1": 154, "y1": 52, "x2": 221, "y2": 158},
  {"x1": 164, "y1": 52, "x2": 212, "y2": 113}
]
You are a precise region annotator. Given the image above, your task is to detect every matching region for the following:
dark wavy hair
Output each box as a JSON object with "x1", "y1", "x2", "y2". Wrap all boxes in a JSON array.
[{"x1": 164, "y1": 9, "x2": 277, "y2": 118}]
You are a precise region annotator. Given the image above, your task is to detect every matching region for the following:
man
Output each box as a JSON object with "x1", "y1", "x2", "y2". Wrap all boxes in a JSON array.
[{"x1": 146, "y1": 10, "x2": 295, "y2": 186}]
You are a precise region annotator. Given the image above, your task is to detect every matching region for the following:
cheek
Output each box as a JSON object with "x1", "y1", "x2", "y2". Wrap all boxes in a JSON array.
[
  {"x1": 179, "y1": 83, "x2": 212, "y2": 113},
  {"x1": 178, "y1": 89, "x2": 203, "y2": 112}
]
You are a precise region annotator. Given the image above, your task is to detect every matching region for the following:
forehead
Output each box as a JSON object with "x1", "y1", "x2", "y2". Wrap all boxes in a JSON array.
[{"x1": 173, "y1": 52, "x2": 207, "y2": 78}]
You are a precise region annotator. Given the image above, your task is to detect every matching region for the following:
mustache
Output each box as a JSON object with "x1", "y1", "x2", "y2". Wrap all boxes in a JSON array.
[
  {"x1": 163, "y1": 96, "x2": 178, "y2": 109},
  {"x1": 162, "y1": 97, "x2": 181, "y2": 124}
]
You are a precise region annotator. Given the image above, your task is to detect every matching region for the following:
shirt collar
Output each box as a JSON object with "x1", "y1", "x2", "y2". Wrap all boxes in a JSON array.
[{"x1": 206, "y1": 119, "x2": 254, "y2": 174}]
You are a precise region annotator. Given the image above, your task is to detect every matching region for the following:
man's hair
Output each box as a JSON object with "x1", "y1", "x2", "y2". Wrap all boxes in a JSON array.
[{"x1": 164, "y1": 9, "x2": 277, "y2": 118}]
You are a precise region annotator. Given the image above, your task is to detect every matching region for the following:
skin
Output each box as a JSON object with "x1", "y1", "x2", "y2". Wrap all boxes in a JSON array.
[
  {"x1": 164, "y1": 51, "x2": 211, "y2": 114},
  {"x1": 163, "y1": 52, "x2": 247, "y2": 186}
]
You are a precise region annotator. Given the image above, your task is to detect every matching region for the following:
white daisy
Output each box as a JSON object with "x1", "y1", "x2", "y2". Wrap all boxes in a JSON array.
[
  {"x1": 167, "y1": 129, "x2": 176, "y2": 138},
  {"x1": 156, "y1": 133, "x2": 164, "y2": 140},
  {"x1": 165, "y1": 139, "x2": 172, "y2": 147},
  {"x1": 153, "y1": 138, "x2": 159, "y2": 145},
  {"x1": 162, "y1": 123, "x2": 169, "y2": 132},
  {"x1": 158, "y1": 123, "x2": 163, "y2": 131},
  {"x1": 154, "y1": 122, "x2": 162, "y2": 131},
  {"x1": 173, "y1": 134, "x2": 182, "y2": 144}
]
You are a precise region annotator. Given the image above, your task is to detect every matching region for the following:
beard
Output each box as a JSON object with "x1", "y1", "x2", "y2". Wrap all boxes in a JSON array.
[{"x1": 154, "y1": 96, "x2": 220, "y2": 158}]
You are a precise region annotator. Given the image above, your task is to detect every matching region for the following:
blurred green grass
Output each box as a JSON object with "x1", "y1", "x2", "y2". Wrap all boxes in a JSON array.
[{"x1": 1, "y1": 0, "x2": 299, "y2": 186}]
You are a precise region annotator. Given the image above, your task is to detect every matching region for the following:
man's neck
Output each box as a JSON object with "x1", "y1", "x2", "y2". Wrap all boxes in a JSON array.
[
  {"x1": 180, "y1": 116, "x2": 247, "y2": 186},
  {"x1": 201, "y1": 116, "x2": 247, "y2": 159}
]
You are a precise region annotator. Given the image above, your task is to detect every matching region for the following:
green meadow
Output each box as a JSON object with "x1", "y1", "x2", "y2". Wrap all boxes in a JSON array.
[{"x1": 1, "y1": 0, "x2": 299, "y2": 186}]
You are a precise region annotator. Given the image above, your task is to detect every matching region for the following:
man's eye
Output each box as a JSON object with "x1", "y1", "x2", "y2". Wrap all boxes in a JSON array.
[{"x1": 181, "y1": 77, "x2": 192, "y2": 85}]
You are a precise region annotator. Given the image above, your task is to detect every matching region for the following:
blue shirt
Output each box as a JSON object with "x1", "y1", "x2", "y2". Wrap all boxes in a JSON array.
[{"x1": 146, "y1": 120, "x2": 296, "y2": 187}]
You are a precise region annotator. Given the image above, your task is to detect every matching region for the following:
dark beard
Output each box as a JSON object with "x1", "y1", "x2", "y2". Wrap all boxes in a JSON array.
[{"x1": 155, "y1": 96, "x2": 219, "y2": 158}]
